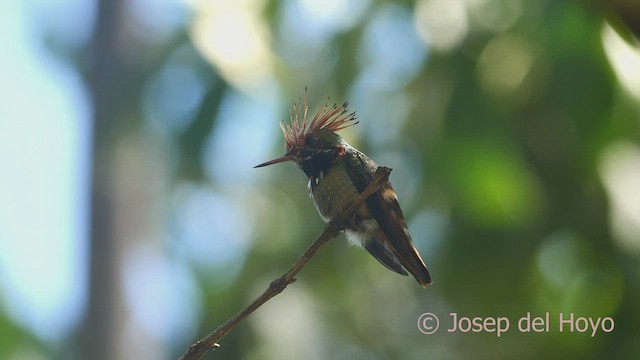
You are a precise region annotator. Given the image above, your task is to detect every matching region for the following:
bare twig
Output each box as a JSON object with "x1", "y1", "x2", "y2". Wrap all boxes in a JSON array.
[{"x1": 179, "y1": 166, "x2": 392, "y2": 360}]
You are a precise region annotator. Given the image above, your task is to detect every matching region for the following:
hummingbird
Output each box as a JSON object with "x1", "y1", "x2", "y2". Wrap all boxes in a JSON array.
[{"x1": 255, "y1": 95, "x2": 432, "y2": 287}]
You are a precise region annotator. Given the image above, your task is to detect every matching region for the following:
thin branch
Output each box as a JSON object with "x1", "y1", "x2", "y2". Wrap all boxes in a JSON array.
[{"x1": 179, "y1": 166, "x2": 392, "y2": 360}]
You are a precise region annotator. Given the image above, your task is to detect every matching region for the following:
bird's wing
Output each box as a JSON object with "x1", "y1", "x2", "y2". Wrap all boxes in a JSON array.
[{"x1": 345, "y1": 150, "x2": 431, "y2": 286}]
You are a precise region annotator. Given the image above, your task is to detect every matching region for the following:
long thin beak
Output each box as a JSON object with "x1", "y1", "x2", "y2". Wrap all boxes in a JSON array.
[{"x1": 253, "y1": 154, "x2": 295, "y2": 168}]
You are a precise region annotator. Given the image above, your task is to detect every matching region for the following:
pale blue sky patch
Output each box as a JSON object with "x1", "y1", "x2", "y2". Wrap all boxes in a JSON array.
[
  {"x1": 0, "y1": 0, "x2": 91, "y2": 342},
  {"x1": 358, "y1": 3, "x2": 429, "y2": 89},
  {"x1": 203, "y1": 86, "x2": 282, "y2": 186}
]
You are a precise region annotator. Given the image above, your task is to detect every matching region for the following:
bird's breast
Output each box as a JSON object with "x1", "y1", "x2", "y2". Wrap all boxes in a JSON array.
[{"x1": 309, "y1": 164, "x2": 362, "y2": 223}]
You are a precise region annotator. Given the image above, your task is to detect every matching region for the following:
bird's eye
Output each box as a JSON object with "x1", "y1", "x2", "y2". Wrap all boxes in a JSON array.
[
  {"x1": 299, "y1": 148, "x2": 313, "y2": 160},
  {"x1": 306, "y1": 136, "x2": 316, "y2": 145}
]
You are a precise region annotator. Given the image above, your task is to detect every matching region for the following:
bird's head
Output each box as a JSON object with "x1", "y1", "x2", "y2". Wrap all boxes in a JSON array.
[{"x1": 254, "y1": 94, "x2": 358, "y2": 176}]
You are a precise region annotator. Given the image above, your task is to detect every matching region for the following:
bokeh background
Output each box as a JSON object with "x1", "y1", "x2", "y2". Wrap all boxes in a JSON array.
[{"x1": 1, "y1": 0, "x2": 640, "y2": 359}]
